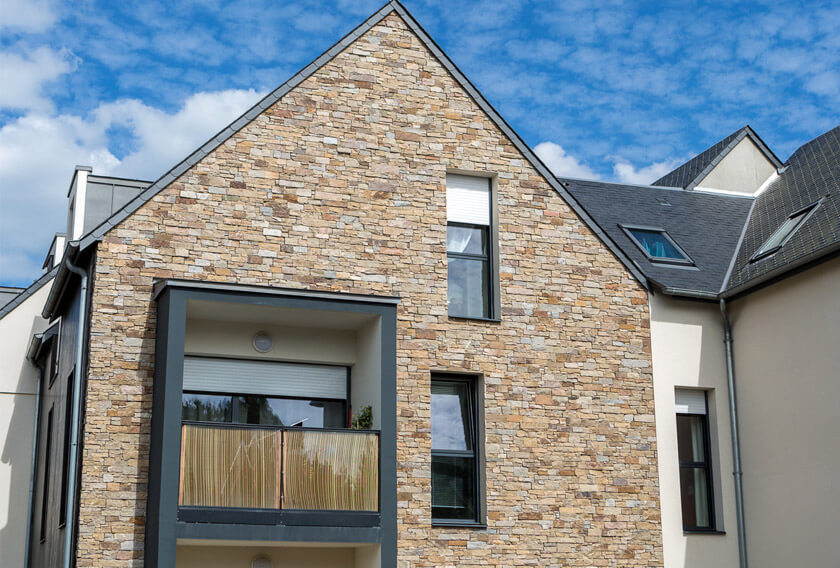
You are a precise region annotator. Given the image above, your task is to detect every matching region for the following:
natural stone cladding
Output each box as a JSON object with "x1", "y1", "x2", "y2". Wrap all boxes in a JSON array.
[{"x1": 78, "y1": 12, "x2": 662, "y2": 567}]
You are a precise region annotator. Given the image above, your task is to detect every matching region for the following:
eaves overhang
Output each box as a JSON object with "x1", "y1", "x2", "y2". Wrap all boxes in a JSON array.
[
  {"x1": 721, "y1": 241, "x2": 840, "y2": 300},
  {"x1": 41, "y1": 240, "x2": 86, "y2": 320}
]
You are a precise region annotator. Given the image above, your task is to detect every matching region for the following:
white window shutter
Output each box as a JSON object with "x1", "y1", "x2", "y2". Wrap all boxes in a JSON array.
[
  {"x1": 446, "y1": 174, "x2": 490, "y2": 225},
  {"x1": 183, "y1": 356, "x2": 347, "y2": 400},
  {"x1": 675, "y1": 389, "x2": 707, "y2": 415}
]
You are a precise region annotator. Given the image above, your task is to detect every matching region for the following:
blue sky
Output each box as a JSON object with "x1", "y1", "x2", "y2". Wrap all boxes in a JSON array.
[{"x1": 1, "y1": 0, "x2": 839, "y2": 287}]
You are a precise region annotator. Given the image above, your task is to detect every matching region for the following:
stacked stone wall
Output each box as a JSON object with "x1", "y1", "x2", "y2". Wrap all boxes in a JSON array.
[{"x1": 78, "y1": 13, "x2": 661, "y2": 567}]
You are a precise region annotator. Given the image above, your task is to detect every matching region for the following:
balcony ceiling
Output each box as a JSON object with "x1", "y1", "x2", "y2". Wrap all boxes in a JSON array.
[{"x1": 186, "y1": 299, "x2": 379, "y2": 330}]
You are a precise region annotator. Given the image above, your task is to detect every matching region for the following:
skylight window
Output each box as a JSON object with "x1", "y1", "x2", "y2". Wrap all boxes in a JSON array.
[
  {"x1": 622, "y1": 226, "x2": 692, "y2": 264},
  {"x1": 751, "y1": 202, "x2": 818, "y2": 261}
]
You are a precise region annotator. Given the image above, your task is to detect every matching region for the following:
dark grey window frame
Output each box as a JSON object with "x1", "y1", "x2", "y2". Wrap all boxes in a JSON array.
[
  {"x1": 47, "y1": 329, "x2": 60, "y2": 388},
  {"x1": 58, "y1": 370, "x2": 75, "y2": 529},
  {"x1": 146, "y1": 279, "x2": 399, "y2": 568},
  {"x1": 447, "y1": 221, "x2": 492, "y2": 319},
  {"x1": 446, "y1": 175, "x2": 501, "y2": 323},
  {"x1": 677, "y1": 392, "x2": 717, "y2": 533},
  {"x1": 431, "y1": 373, "x2": 484, "y2": 528},
  {"x1": 749, "y1": 200, "x2": 821, "y2": 262},
  {"x1": 620, "y1": 224, "x2": 694, "y2": 266},
  {"x1": 40, "y1": 407, "x2": 54, "y2": 543}
]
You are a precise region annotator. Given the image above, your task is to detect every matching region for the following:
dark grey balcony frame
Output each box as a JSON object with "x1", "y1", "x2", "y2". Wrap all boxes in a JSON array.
[{"x1": 146, "y1": 279, "x2": 399, "y2": 568}]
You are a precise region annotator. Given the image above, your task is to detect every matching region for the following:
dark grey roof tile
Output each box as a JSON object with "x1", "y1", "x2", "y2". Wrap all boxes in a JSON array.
[
  {"x1": 725, "y1": 125, "x2": 840, "y2": 293},
  {"x1": 562, "y1": 178, "x2": 754, "y2": 295}
]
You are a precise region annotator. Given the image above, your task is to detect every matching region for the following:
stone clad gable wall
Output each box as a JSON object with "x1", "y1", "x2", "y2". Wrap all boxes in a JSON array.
[{"x1": 78, "y1": 13, "x2": 662, "y2": 567}]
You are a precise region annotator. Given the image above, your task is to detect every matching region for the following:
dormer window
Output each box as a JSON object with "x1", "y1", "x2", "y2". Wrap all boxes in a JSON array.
[
  {"x1": 622, "y1": 226, "x2": 693, "y2": 265},
  {"x1": 750, "y1": 201, "x2": 819, "y2": 262}
]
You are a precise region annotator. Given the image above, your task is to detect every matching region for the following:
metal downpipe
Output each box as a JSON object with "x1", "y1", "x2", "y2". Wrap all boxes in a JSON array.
[
  {"x1": 720, "y1": 298, "x2": 747, "y2": 568},
  {"x1": 63, "y1": 256, "x2": 88, "y2": 568}
]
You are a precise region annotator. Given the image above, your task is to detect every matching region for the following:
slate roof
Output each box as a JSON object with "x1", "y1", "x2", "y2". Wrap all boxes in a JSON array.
[
  {"x1": 725, "y1": 125, "x2": 840, "y2": 294},
  {"x1": 0, "y1": 286, "x2": 24, "y2": 309},
  {"x1": 653, "y1": 126, "x2": 781, "y2": 191},
  {"x1": 562, "y1": 179, "x2": 754, "y2": 296},
  {"x1": 0, "y1": 267, "x2": 58, "y2": 321},
  {"x1": 564, "y1": 124, "x2": 840, "y2": 299}
]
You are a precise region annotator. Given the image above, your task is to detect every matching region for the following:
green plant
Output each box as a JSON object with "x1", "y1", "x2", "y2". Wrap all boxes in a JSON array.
[{"x1": 350, "y1": 405, "x2": 373, "y2": 430}]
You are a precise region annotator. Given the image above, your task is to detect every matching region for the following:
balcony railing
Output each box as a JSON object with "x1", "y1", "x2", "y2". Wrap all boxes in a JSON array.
[{"x1": 179, "y1": 422, "x2": 379, "y2": 513}]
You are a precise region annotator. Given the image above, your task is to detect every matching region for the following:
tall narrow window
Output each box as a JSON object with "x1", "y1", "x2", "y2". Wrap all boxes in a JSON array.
[
  {"x1": 48, "y1": 337, "x2": 59, "y2": 387},
  {"x1": 431, "y1": 375, "x2": 480, "y2": 524},
  {"x1": 675, "y1": 389, "x2": 715, "y2": 531},
  {"x1": 40, "y1": 407, "x2": 54, "y2": 542},
  {"x1": 59, "y1": 371, "x2": 74, "y2": 528},
  {"x1": 446, "y1": 174, "x2": 492, "y2": 319}
]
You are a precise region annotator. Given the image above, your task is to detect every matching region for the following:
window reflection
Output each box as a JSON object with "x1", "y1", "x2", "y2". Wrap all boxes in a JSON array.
[
  {"x1": 431, "y1": 382, "x2": 472, "y2": 451},
  {"x1": 627, "y1": 228, "x2": 687, "y2": 260},
  {"x1": 182, "y1": 394, "x2": 232, "y2": 422},
  {"x1": 182, "y1": 393, "x2": 346, "y2": 428}
]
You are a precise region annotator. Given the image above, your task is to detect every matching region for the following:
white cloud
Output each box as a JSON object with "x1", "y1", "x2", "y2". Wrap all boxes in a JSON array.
[
  {"x1": 0, "y1": 47, "x2": 78, "y2": 112},
  {"x1": 534, "y1": 141, "x2": 600, "y2": 179},
  {"x1": 0, "y1": 0, "x2": 57, "y2": 32},
  {"x1": 612, "y1": 158, "x2": 682, "y2": 185},
  {"x1": 0, "y1": 88, "x2": 265, "y2": 286}
]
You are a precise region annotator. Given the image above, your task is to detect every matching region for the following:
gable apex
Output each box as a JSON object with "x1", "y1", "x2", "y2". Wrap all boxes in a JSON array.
[{"x1": 49, "y1": 0, "x2": 647, "y2": 320}]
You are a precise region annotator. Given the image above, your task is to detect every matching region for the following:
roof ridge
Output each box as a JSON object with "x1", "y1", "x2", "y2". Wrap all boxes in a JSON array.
[
  {"x1": 557, "y1": 176, "x2": 756, "y2": 199},
  {"x1": 719, "y1": 197, "x2": 758, "y2": 293}
]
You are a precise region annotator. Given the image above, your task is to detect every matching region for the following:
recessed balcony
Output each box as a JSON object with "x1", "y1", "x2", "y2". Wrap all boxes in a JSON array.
[{"x1": 147, "y1": 280, "x2": 397, "y2": 568}]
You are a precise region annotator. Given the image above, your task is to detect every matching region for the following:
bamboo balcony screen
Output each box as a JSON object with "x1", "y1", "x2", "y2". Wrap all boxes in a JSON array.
[{"x1": 179, "y1": 423, "x2": 379, "y2": 512}]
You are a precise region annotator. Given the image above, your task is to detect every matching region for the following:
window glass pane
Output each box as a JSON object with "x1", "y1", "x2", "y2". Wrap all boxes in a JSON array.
[
  {"x1": 431, "y1": 455, "x2": 475, "y2": 520},
  {"x1": 680, "y1": 467, "x2": 711, "y2": 528},
  {"x1": 676, "y1": 414, "x2": 706, "y2": 462},
  {"x1": 447, "y1": 257, "x2": 489, "y2": 318},
  {"x1": 237, "y1": 396, "x2": 345, "y2": 428},
  {"x1": 431, "y1": 381, "x2": 472, "y2": 451},
  {"x1": 628, "y1": 229, "x2": 686, "y2": 260},
  {"x1": 447, "y1": 225, "x2": 487, "y2": 255},
  {"x1": 182, "y1": 394, "x2": 232, "y2": 422}
]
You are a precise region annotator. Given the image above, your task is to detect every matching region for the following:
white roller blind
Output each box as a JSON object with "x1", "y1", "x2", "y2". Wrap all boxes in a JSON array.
[
  {"x1": 183, "y1": 356, "x2": 347, "y2": 400},
  {"x1": 675, "y1": 389, "x2": 707, "y2": 415},
  {"x1": 446, "y1": 174, "x2": 490, "y2": 225}
]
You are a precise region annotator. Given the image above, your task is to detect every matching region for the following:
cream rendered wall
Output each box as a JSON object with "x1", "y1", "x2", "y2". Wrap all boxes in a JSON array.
[
  {"x1": 695, "y1": 138, "x2": 776, "y2": 195},
  {"x1": 354, "y1": 544, "x2": 380, "y2": 568},
  {"x1": 649, "y1": 294, "x2": 740, "y2": 568},
  {"x1": 176, "y1": 544, "x2": 357, "y2": 568},
  {"x1": 0, "y1": 280, "x2": 52, "y2": 567},
  {"x1": 728, "y1": 257, "x2": 840, "y2": 568},
  {"x1": 185, "y1": 320, "x2": 357, "y2": 365},
  {"x1": 352, "y1": 318, "x2": 381, "y2": 429}
]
